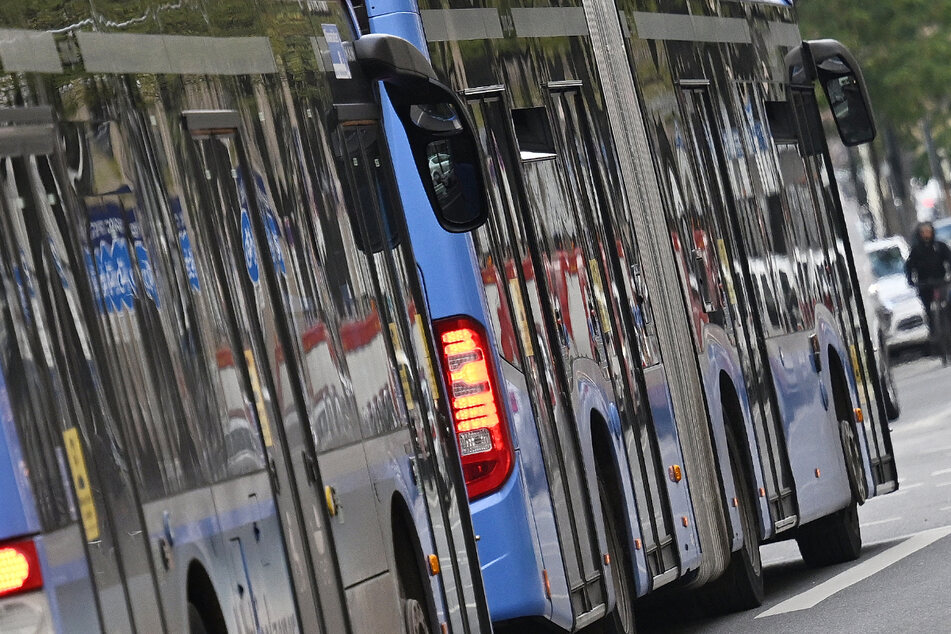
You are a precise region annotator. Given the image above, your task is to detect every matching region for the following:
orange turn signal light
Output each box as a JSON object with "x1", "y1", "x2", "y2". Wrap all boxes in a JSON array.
[{"x1": 668, "y1": 464, "x2": 683, "y2": 483}]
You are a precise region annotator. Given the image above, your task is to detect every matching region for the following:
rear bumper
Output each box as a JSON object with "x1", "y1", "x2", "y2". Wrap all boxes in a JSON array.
[
  {"x1": 471, "y1": 453, "x2": 549, "y2": 623},
  {"x1": 886, "y1": 323, "x2": 929, "y2": 349}
]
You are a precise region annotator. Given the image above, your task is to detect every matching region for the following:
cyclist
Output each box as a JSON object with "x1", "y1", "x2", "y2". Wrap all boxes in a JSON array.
[{"x1": 905, "y1": 221, "x2": 951, "y2": 336}]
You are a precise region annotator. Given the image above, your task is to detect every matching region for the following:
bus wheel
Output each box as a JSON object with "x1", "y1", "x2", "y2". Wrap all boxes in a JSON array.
[
  {"x1": 795, "y1": 502, "x2": 862, "y2": 567},
  {"x1": 598, "y1": 474, "x2": 637, "y2": 634},
  {"x1": 403, "y1": 597, "x2": 430, "y2": 634},
  {"x1": 841, "y1": 420, "x2": 868, "y2": 504},
  {"x1": 697, "y1": 429, "x2": 763, "y2": 612},
  {"x1": 880, "y1": 342, "x2": 901, "y2": 421},
  {"x1": 188, "y1": 603, "x2": 209, "y2": 634},
  {"x1": 883, "y1": 375, "x2": 901, "y2": 421}
]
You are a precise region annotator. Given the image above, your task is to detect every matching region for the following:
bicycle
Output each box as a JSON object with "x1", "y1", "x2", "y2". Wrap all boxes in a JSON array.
[{"x1": 918, "y1": 278, "x2": 951, "y2": 365}]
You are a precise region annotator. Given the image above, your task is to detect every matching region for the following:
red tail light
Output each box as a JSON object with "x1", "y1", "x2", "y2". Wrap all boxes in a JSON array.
[
  {"x1": 0, "y1": 539, "x2": 43, "y2": 598},
  {"x1": 434, "y1": 316, "x2": 514, "y2": 500}
]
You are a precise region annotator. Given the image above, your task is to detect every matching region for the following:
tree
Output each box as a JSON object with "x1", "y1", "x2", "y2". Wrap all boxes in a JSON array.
[{"x1": 797, "y1": 1, "x2": 951, "y2": 228}]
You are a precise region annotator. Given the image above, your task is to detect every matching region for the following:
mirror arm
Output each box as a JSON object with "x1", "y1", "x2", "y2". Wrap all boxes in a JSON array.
[
  {"x1": 799, "y1": 41, "x2": 817, "y2": 83},
  {"x1": 353, "y1": 34, "x2": 437, "y2": 85}
]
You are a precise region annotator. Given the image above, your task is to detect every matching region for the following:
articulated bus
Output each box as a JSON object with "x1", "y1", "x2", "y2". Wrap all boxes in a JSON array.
[
  {"x1": 366, "y1": 0, "x2": 898, "y2": 630},
  {"x1": 0, "y1": 2, "x2": 495, "y2": 633}
]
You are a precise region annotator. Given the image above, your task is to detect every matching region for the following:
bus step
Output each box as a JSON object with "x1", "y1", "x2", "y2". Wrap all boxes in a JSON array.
[{"x1": 773, "y1": 515, "x2": 799, "y2": 533}]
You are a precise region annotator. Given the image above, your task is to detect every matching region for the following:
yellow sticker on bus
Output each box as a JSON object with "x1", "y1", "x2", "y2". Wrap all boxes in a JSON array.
[
  {"x1": 389, "y1": 322, "x2": 416, "y2": 411},
  {"x1": 508, "y1": 278, "x2": 534, "y2": 357},
  {"x1": 415, "y1": 313, "x2": 440, "y2": 403},
  {"x1": 716, "y1": 238, "x2": 738, "y2": 306},
  {"x1": 62, "y1": 427, "x2": 100, "y2": 541},
  {"x1": 244, "y1": 351, "x2": 274, "y2": 447}
]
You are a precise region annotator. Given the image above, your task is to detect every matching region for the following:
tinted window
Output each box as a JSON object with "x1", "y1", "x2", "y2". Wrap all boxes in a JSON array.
[{"x1": 868, "y1": 247, "x2": 905, "y2": 279}]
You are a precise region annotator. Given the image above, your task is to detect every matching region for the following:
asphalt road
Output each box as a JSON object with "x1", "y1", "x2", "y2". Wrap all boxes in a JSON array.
[{"x1": 638, "y1": 353, "x2": 951, "y2": 633}]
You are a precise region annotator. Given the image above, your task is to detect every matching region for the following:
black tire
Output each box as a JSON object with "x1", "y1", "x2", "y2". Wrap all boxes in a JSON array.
[
  {"x1": 403, "y1": 597, "x2": 430, "y2": 634},
  {"x1": 882, "y1": 367, "x2": 901, "y2": 421},
  {"x1": 598, "y1": 475, "x2": 637, "y2": 634},
  {"x1": 796, "y1": 501, "x2": 862, "y2": 567},
  {"x1": 879, "y1": 338, "x2": 901, "y2": 421},
  {"x1": 188, "y1": 603, "x2": 209, "y2": 634},
  {"x1": 841, "y1": 420, "x2": 868, "y2": 504},
  {"x1": 931, "y1": 303, "x2": 951, "y2": 365},
  {"x1": 393, "y1": 508, "x2": 435, "y2": 634},
  {"x1": 696, "y1": 429, "x2": 763, "y2": 612},
  {"x1": 941, "y1": 307, "x2": 951, "y2": 366}
]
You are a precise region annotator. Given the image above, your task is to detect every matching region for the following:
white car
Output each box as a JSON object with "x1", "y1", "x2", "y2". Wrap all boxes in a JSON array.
[{"x1": 866, "y1": 237, "x2": 929, "y2": 351}]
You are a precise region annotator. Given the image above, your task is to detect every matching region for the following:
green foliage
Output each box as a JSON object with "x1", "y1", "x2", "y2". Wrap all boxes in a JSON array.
[{"x1": 798, "y1": 0, "x2": 951, "y2": 161}]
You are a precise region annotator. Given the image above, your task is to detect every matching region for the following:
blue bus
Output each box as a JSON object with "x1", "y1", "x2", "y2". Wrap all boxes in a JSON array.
[
  {"x1": 366, "y1": 0, "x2": 897, "y2": 630},
  {"x1": 0, "y1": 2, "x2": 493, "y2": 632}
]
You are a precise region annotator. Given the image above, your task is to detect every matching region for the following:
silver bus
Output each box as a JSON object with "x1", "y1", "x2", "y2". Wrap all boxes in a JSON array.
[{"x1": 0, "y1": 1, "x2": 491, "y2": 632}]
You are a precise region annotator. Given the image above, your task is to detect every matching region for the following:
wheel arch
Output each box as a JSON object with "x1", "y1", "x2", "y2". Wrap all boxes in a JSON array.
[
  {"x1": 714, "y1": 370, "x2": 771, "y2": 543},
  {"x1": 390, "y1": 492, "x2": 439, "y2": 631},
  {"x1": 826, "y1": 346, "x2": 856, "y2": 426},
  {"x1": 186, "y1": 559, "x2": 228, "y2": 634},
  {"x1": 588, "y1": 408, "x2": 647, "y2": 599},
  {"x1": 826, "y1": 345, "x2": 873, "y2": 504},
  {"x1": 719, "y1": 375, "x2": 757, "y2": 520}
]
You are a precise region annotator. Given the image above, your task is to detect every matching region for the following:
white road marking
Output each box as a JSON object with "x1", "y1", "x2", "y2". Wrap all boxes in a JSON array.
[
  {"x1": 900, "y1": 482, "x2": 924, "y2": 490},
  {"x1": 931, "y1": 468, "x2": 951, "y2": 477},
  {"x1": 892, "y1": 410, "x2": 951, "y2": 436},
  {"x1": 936, "y1": 481, "x2": 951, "y2": 488},
  {"x1": 755, "y1": 525, "x2": 951, "y2": 619},
  {"x1": 860, "y1": 517, "x2": 901, "y2": 528},
  {"x1": 941, "y1": 506, "x2": 951, "y2": 512}
]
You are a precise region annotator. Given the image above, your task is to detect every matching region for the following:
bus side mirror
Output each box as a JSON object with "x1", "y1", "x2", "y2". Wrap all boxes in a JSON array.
[
  {"x1": 786, "y1": 39, "x2": 877, "y2": 147},
  {"x1": 354, "y1": 34, "x2": 489, "y2": 233}
]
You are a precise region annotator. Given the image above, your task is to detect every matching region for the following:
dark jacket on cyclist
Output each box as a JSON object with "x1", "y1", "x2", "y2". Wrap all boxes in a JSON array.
[{"x1": 905, "y1": 223, "x2": 951, "y2": 309}]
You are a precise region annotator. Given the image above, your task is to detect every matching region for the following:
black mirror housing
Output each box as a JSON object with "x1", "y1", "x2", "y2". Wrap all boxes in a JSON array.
[
  {"x1": 354, "y1": 34, "x2": 490, "y2": 233},
  {"x1": 785, "y1": 39, "x2": 877, "y2": 147}
]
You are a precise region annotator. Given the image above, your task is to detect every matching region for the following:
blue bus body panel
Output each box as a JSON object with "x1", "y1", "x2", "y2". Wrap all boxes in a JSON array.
[
  {"x1": 768, "y1": 311, "x2": 853, "y2": 524},
  {"x1": 500, "y1": 372, "x2": 573, "y2": 627},
  {"x1": 379, "y1": 100, "x2": 487, "y2": 323},
  {"x1": 367, "y1": 4, "x2": 570, "y2": 627},
  {"x1": 470, "y1": 455, "x2": 549, "y2": 623},
  {"x1": 643, "y1": 365, "x2": 701, "y2": 572},
  {"x1": 572, "y1": 374, "x2": 650, "y2": 601},
  {"x1": 368, "y1": 0, "x2": 487, "y2": 324},
  {"x1": 368, "y1": 10, "x2": 426, "y2": 43},
  {"x1": 0, "y1": 362, "x2": 40, "y2": 541},
  {"x1": 701, "y1": 331, "x2": 773, "y2": 542}
]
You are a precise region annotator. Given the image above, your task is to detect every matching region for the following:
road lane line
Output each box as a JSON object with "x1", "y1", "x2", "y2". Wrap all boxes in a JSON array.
[
  {"x1": 899, "y1": 482, "x2": 923, "y2": 490},
  {"x1": 942, "y1": 506, "x2": 951, "y2": 511},
  {"x1": 860, "y1": 517, "x2": 901, "y2": 528},
  {"x1": 755, "y1": 525, "x2": 951, "y2": 619},
  {"x1": 936, "y1": 481, "x2": 951, "y2": 488},
  {"x1": 931, "y1": 468, "x2": 951, "y2": 477},
  {"x1": 892, "y1": 410, "x2": 951, "y2": 436}
]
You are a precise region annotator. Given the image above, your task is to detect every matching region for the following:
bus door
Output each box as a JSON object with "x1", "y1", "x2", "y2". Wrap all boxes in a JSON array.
[
  {"x1": 545, "y1": 86, "x2": 684, "y2": 582},
  {"x1": 465, "y1": 91, "x2": 607, "y2": 620},
  {"x1": 0, "y1": 109, "x2": 162, "y2": 632},
  {"x1": 675, "y1": 82, "x2": 799, "y2": 529},
  {"x1": 180, "y1": 111, "x2": 346, "y2": 634},
  {"x1": 785, "y1": 87, "x2": 897, "y2": 490}
]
